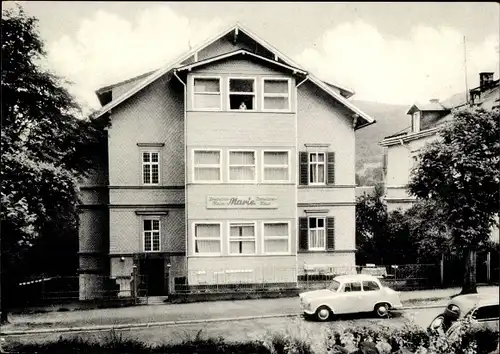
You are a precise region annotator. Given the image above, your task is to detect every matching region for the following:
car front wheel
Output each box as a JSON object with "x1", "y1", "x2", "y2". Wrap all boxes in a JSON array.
[
  {"x1": 315, "y1": 306, "x2": 332, "y2": 321},
  {"x1": 374, "y1": 303, "x2": 390, "y2": 318}
]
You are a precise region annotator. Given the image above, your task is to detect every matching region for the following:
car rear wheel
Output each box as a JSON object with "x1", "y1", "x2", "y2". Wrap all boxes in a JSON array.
[
  {"x1": 315, "y1": 306, "x2": 332, "y2": 322},
  {"x1": 374, "y1": 302, "x2": 390, "y2": 318}
]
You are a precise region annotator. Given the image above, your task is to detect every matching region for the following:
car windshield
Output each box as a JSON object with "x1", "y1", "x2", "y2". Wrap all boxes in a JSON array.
[{"x1": 328, "y1": 280, "x2": 341, "y2": 292}]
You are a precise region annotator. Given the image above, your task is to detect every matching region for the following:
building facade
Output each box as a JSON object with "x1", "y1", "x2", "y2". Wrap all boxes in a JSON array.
[
  {"x1": 380, "y1": 72, "x2": 499, "y2": 240},
  {"x1": 78, "y1": 24, "x2": 375, "y2": 299}
]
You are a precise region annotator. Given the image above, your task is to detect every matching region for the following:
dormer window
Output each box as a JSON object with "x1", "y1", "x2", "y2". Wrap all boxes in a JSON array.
[
  {"x1": 228, "y1": 78, "x2": 255, "y2": 110},
  {"x1": 412, "y1": 111, "x2": 421, "y2": 133}
]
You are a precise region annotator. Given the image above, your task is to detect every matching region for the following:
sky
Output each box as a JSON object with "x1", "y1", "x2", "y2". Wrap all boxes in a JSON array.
[{"x1": 6, "y1": 2, "x2": 500, "y2": 112}]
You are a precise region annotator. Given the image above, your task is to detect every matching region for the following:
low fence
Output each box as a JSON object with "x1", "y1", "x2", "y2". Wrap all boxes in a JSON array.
[{"x1": 13, "y1": 256, "x2": 497, "y2": 306}]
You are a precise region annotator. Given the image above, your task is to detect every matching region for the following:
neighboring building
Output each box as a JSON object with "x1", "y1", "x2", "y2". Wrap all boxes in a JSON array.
[
  {"x1": 380, "y1": 72, "x2": 499, "y2": 241},
  {"x1": 78, "y1": 23, "x2": 376, "y2": 299}
]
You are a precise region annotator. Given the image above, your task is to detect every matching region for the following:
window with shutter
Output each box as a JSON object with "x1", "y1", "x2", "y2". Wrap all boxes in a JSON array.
[
  {"x1": 327, "y1": 217, "x2": 335, "y2": 251},
  {"x1": 327, "y1": 152, "x2": 335, "y2": 185},
  {"x1": 298, "y1": 217, "x2": 308, "y2": 251},
  {"x1": 299, "y1": 152, "x2": 308, "y2": 185}
]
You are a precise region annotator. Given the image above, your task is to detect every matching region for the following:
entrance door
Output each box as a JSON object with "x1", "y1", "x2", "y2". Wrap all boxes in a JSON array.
[{"x1": 139, "y1": 258, "x2": 165, "y2": 296}]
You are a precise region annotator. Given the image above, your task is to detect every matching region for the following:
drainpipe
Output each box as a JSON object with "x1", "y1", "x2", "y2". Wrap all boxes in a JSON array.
[
  {"x1": 294, "y1": 75, "x2": 308, "y2": 284},
  {"x1": 174, "y1": 70, "x2": 188, "y2": 290}
]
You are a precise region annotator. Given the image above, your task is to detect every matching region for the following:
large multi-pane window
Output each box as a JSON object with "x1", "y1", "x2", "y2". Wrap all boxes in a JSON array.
[
  {"x1": 143, "y1": 219, "x2": 160, "y2": 252},
  {"x1": 263, "y1": 151, "x2": 289, "y2": 182},
  {"x1": 194, "y1": 223, "x2": 221, "y2": 254},
  {"x1": 229, "y1": 223, "x2": 256, "y2": 254},
  {"x1": 142, "y1": 152, "x2": 160, "y2": 185},
  {"x1": 193, "y1": 150, "x2": 221, "y2": 182},
  {"x1": 308, "y1": 217, "x2": 326, "y2": 250},
  {"x1": 263, "y1": 222, "x2": 289, "y2": 254},
  {"x1": 229, "y1": 151, "x2": 256, "y2": 182},
  {"x1": 193, "y1": 77, "x2": 221, "y2": 110},
  {"x1": 309, "y1": 152, "x2": 326, "y2": 185},
  {"x1": 263, "y1": 79, "x2": 290, "y2": 110}
]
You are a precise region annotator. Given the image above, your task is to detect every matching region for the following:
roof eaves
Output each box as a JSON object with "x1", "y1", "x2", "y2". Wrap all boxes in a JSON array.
[
  {"x1": 95, "y1": 70, "x2": 157, "y2": 96},
  {"x1": 308, "y1": 75, "x2": 375, "y2": 126},
  {"x1": 380, "y1": 126, "x2": 440, "y2": 146},
  {"x1": 94, "y1": 23, "x2": 238, "y2": 119},
  {"x1": 94, "y1": 22, "x2": 356, "y2": 119},
  {"x1": 175, "y1": 49, "x2": 307, "y2": 75}
]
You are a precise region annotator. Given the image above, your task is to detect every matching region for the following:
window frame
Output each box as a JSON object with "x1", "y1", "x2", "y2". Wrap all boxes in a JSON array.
[
  {"x1": 228, "y1": 221, "x2": 257, "y2": 256},
  {"x1": 261, "y1": 77, "x2": 292, "y2": 112},
  {"x1": 262, "y1": 221, "x2": 291, "y2": 255},
  {"x1": 192, "y1": 149, "x2": 223, "y2": 183},
  {"x1": 412, "y1": 111, "x2": 421, "y2": 133},
  {"x1": 227, "y1": 76, "x2": 257, "y2": 111},
  {"x1": 362, "y1": 280, "x2": 381, "y2": 292},
  {"x1": 141, "y1": 150, "x2": 161, "y2": 185},
  {"x1": 307, "y1": 216, "x2": 326, "y2": 251},
  {"x1": 191, "y1": 76, "x2": 223, "y2": 111},
  {"x1": 142, "y1": 217, "x2": 161, "y2": 252},
  {"x1": 192, "y1": 222, "x2": 222, "y2": 256},
  {"x1": 308, "y1": 152, "x2": 327, "y2": 185},
  {"x1": 262, "y1": 149, "x2": 291, "y2": 183},
  {"x1": 227, "y1": 149, "x2": 257, "y2": 183},
  {"x1": 471, "y1": 305, "x2": 500, "y2": 322},
  {"x1": 343, "y1": 281, "x2": 363, "y2": 292}
]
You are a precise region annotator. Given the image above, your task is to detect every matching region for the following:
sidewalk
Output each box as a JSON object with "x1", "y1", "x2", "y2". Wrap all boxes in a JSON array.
[{"x1": 1, "y1": 286, "x2": 497, "y2": 334}]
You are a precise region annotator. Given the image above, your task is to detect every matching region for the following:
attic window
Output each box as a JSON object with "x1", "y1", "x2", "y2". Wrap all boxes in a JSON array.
[
  {"x1": 229, "y1": 78, "x2": 255, "y2": 110},
  {"x1": 412, "y1": 112, "x2": 421, "y2": 133}
]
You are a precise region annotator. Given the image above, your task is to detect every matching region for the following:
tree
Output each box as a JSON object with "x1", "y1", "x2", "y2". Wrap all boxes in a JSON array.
[
  {"x1": 408, "y1": 108, "x2": 500, "y2": 294},
  {"x1": 404, "y1": 200, "x2": 450, "y2": 263},
  {"x1": 1, "y1": 6, "x2": 108, "y2": 323},
  {"x1": 355, "y1": 184, "x2": 388, "y2": 264}
]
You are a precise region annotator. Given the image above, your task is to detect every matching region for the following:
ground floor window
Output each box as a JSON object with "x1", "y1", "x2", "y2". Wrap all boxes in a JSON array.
[
  {"x1": 194, "y1": 223, "x2": 221, "y2": 254},
  {"x1": 229, "y1": 223, "x2": 256, "y2": 254},
  {"x1": 263, "y1": 222, "x2": 289, "y2": 253},
  {"x1": 143, "y1": 219, "x2": 160, "y2": 252}
]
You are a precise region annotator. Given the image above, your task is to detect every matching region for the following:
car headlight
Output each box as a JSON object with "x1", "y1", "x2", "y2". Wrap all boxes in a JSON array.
[{"x1": 447, "y1": 304, "x2": 460, "y2": 315}]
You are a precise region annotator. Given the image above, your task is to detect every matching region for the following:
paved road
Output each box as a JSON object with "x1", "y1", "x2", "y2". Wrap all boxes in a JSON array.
[
  {"x1": 2, "y1": 307, "x2": 443, "y2": 352},
  {"x1": 3, "y1": 286, "x2": 497, "y2": 333}
]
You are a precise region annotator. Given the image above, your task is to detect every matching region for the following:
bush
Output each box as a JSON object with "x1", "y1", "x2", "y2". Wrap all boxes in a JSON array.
[
  {"x1": 6, "y1": 318, "x2": 498, "y2": 354},
  {"x1": 325, "y1": 318, "x2": 499, "y2": 354}
]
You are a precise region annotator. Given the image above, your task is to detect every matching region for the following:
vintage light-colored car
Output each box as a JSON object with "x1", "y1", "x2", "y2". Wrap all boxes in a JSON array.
[
  {"x1": 299, "y1": 274, "x2": 403, "y2": 321},
  {"x1": 428, "y1": 293, "x2": 500, "y2": 337}
]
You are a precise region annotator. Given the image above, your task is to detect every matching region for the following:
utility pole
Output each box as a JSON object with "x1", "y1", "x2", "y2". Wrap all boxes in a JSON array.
[{"x1": 464, "y1": 36, "x2": 469, "y2": 104}]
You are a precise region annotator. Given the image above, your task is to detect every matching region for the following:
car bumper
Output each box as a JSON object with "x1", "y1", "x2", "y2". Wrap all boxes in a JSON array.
[{"x1": 303, "y1": 308, "x2": 316, "y2": 315}]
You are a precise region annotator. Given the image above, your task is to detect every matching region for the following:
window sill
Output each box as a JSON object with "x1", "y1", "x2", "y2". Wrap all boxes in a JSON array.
[{"x1": 298, "y1": 185, "x2": 356, "y2": 189}]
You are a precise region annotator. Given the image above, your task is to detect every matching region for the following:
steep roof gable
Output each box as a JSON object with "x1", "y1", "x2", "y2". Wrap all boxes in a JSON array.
[{"x1": 93, "y1": 22, "x2": 375, "y2": 129}]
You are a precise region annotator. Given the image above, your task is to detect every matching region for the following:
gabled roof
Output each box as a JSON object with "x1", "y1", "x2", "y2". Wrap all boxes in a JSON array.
[
  {"x1": 93, "y1": 22, "x2": 375, "y2": 129},
  {"x1": 406, "y1": 101, "x2": 450, "y2": 115},
  {"x1": 174, "y1": 49, "x2": 307, "y2": 75}
]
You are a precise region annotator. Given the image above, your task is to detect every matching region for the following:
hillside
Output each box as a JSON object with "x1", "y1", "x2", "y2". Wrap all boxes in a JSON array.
[{"x1": 352, "y1": 100, "x2": 410, "y2": 169}]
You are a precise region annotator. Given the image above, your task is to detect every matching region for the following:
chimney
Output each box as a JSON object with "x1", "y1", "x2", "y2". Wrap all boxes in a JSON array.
[
  {"x1": 479, "y1": 72, "x2": 494, "y2": 90},
  {"x1": 429, "y1": 98, "x2": 439, "y2": 104}
]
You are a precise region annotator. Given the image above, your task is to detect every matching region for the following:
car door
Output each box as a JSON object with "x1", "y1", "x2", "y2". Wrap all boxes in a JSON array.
[
  {"x1": 360, "y1": 280, "x2": 382, "y2": 312},
  {"x1": 338, "y1": 281, "x2": 363, "y2": 314}
]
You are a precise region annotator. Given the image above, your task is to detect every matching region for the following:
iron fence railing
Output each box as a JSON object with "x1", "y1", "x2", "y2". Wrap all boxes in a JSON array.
[{"x1": 13, "y1": 257, "x2": 497, "y2": 305}]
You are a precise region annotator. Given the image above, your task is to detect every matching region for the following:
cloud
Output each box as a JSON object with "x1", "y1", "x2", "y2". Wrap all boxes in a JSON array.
[
  {"x1": 294, "y1": 20, "x2": 500, "y2": 105},
  {"x1": 46, "y1": 6, "x2": 227, "y2": 112}
]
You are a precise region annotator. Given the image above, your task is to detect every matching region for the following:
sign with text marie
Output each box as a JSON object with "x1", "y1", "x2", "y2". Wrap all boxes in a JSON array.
[{"x1": 206, "y1": 196, "x2": 279, "y2": 209}]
